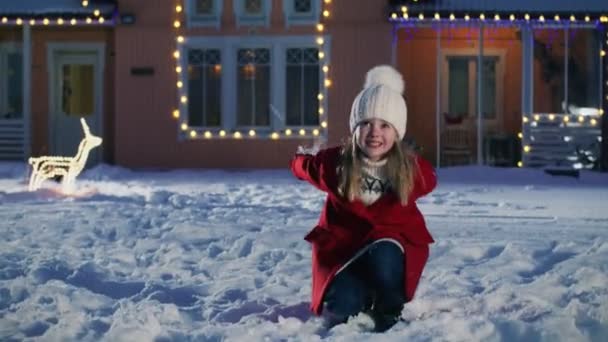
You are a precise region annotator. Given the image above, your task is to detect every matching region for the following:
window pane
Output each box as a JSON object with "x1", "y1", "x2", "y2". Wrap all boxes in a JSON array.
[
  {"x1": 254, "y1": 66, "x2": 270, "y2": 125},
  {"x1": 533, "y1": 29, "x2": 566, "y2": 113},
  {"x1": 4, "y1": 52, "x2": 22, "y2": 119},
  {"x1": 188, "y1": 66, "x2": 204, "y2": 126},
  {"x1": 244, "y1": 0, "x2": 262, "y2": 15},
  {"x1": 294, "y1": 0, "x2": 312, "y2": 13},
  {"x1": 286, "y1": 65, "x2": 302, "y2": 125},
  {"x1": 303, "y1": 64, "x2": 319, "y2": 125},
  {"x1": 62, "y1": 64, "x2": 94, "y2": 116},
  {"x1": 567, "y1": 29, "x2": 600, "y2": 111},
  {"x1": 196, "y1": 0, "x2": 213, "y2": 15},
  {"x1": 286, "y1": 48, "x2": 319, "y2": 126},
  {"x1": 448, "y1": 58, "x2": 468, "y2": 117},
  {"x1": 237, "y1": 48, "x2": 270, "y2": 127},
  {"x1": 205, "y1": 65, "x2": 221, "y2": 126},
  {"x1": 187, "y1": 49, "x2": 222, "y2": 127}
]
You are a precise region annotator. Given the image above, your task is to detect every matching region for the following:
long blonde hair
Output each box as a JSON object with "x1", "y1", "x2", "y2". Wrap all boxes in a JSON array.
[{"x1": 337, "y1": 136, "x2": 416, "y2": 205}]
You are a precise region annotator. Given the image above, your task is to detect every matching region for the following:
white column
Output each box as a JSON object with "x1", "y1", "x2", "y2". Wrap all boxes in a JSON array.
[
  {"x1": 476, "y1": 23, "x2": 484, "y2": 165},
  {"x1": 521, "y1": 25, "x2": 534, "y2": 167},
  {"x1": 436, "y1": 26, "x2": 441, "y2": 166},
  {"x1": 22, "y1": 23, "x2": 32, "y2": 159}
]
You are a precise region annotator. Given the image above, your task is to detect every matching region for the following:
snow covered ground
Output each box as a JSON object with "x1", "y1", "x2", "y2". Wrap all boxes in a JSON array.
[{"x1": 0, "y1": 162, "x2": 607, "y2": 341}]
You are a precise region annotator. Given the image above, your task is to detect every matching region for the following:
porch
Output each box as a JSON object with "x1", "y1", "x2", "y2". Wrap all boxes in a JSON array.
[{"x1": 390, "y1": 1, "x2": 607, "y2": 170}]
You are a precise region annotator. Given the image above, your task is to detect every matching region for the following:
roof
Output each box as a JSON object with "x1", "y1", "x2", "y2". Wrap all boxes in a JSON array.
[
  {"x1": 391, "y1": 0, "x2": 608, "y2": 14},
  {"x1": 0, "y1": 0, "x2": 116, "y2": 17}
]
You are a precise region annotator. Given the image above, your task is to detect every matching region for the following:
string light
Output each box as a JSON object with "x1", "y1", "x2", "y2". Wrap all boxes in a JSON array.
[
  {"x1": 171, "y1": 0, "x2": 329, "y2": 140},
  {"x1": 28, "y1": 119, "x2": 101, "y2": 192}
]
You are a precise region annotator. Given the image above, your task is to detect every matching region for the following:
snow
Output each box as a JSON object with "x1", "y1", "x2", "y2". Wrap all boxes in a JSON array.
[{"x1": 0, "y1": 161, "x2": 607, "y2": 341}]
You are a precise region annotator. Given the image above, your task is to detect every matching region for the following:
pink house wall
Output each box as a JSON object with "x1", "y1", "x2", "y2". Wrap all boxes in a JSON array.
[{"x1": 113, "y1": 0, "x2": 393, "y2": 168}]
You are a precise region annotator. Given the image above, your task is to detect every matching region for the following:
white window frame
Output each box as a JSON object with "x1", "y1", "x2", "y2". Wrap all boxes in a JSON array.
[
  {"x1": 179, "y1": 35, "x2": 330, "y2": 139},
  {"x1": 0, "y1": 43, "x2": 23, "y2": 120},
  {"x1": 282, "y1": 0, "x2": 320, "y2": 27},
  {"x1": 233, "y1": 0, "x2": 271, "y2": 27},
  {"x1": 185, "y1": 0, "x2": 223, "y2": 28}
]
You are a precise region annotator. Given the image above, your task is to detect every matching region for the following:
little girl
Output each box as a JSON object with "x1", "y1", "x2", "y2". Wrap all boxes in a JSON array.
[{"x1": 290, "y1": 65, "x2": 436, "y2": 332}]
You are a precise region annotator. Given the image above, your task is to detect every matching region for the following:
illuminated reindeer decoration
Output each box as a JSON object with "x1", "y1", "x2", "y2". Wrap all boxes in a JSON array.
[{"x1": 28, "y1": 118, "x2": 102, "y2": 191}]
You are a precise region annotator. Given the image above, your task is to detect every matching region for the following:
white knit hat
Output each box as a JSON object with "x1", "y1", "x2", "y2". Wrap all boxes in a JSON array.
[{"x1": 349, "y1": 65, "x2": 407, "y2": 140}]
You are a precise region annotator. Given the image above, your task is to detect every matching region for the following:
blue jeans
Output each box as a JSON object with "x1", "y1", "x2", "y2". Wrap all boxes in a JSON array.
[{"x1": 323, "y1": 241, "x2": 405, "y2": 321}]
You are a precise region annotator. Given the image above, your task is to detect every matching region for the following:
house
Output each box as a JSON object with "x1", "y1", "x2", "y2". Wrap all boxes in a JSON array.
[
  {"x1": 1, "y1": 0, "x2": 607, "y2": 170},
  {"x1": 0, "y1": 0, "x2": 115, "y2": 165},
  {"x1": 389, "y1": 0, "x2": 608, "y2": 169}
]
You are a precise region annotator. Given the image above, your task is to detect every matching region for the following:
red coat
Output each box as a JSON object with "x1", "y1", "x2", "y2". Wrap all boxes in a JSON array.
[{"x1": 290, "y1": 146, "x2": 437, "y2": 315}]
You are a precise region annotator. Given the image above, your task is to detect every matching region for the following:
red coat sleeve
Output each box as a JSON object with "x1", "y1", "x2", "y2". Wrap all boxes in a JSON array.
[
  {"x1": 411, "y1": 154, "x2": 437, "y2": 200},
  {"x1": 289, "y1": 148, "x2": 337, "y2": 193}
]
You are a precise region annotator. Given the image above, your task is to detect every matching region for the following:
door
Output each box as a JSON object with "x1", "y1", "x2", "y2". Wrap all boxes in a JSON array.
[
  {"x1": 49, "y1": 47, "x2": 103, "y2": 165},
  {"x1": 440, "y1": 50, "x2": 505, "y2": 165}
]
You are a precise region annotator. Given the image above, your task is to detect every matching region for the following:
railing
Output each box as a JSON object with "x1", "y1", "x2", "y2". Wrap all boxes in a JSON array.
[
  {"x1": 522, "y1": 113, "x2": 602, "y2": 168},
  {"x1": 0, "y1": 119, "x2": 26, "y2": 160}
]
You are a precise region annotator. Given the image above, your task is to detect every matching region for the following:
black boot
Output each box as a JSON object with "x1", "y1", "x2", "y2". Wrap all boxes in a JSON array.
[{"x1": 370, "y1": 310, "x2": 401, "y2": 332}]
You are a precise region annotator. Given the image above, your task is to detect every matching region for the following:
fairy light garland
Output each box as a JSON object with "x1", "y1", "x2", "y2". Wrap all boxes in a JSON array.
[
  {"x1": 27, "y1": 119, "x2": 102, "y2": 192},
  {"x1": 390, "y1": 7, "x2": 608, "y2": 26},
  {"x1": 0, "y1": 1, "x2": 111, "y2": 26},
  {"x1": 173, "y1": 0, "x2": 331, "y2": 140}
]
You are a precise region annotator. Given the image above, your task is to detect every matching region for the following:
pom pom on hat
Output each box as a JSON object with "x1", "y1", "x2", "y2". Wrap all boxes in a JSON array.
[
  {"x1": 364, "y1": 65, "x2": 405, "y2": 95},
  {"x1": 349, "y1": 65, "x2": 408, "y2": 140}
]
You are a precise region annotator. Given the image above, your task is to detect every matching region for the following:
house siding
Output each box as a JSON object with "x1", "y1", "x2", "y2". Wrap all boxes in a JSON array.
[{"x1": 113, "y1": 0, "x2": 394, "y2": 168}]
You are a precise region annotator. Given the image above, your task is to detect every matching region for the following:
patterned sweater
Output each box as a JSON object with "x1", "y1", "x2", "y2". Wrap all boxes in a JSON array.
[{"x1": 359, "y1": 157, "x2": 390, "y2": 205}]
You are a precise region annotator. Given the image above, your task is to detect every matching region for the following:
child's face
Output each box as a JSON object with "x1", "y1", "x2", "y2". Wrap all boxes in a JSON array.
[{"x1": 355, "y1": 118, "x2": 398, "y2": 161}]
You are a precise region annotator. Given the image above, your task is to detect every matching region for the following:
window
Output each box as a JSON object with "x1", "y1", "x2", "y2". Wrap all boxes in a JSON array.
[
  {"x1": 0, "y1": 47, "x2": 23, "y2": 119},
  {"x1": 61, "y1": 64, "x2": 94, "y2": 116},
  {"x1": 181, "y1": 36, "x2": 328, "y2": 138},
  {"x1": 294, "y1": 0, "x2": 312, "y2": 13},
  {"x1": 286, "y1": 48, "x2": 319, "y2": 126},
  {"x1": 234, "y1": 0, "x2": 271, "y2": 27},
  {"x1": 445, "y1": 55, "x2": 500, "y2": 122},
  {"x1": 532, "y1": 28, "x2": 601, "y2": 114},
  {"x1": 283, "y1": 0, "x2": 320, "y2": 26},
  {"x1": 237, "y1": 48, "x2": 271, "y2": 126},
  {"x1": 186, "y1": 0, "x2": 223, "y2": 28},
  {"x1": 187, "y1": 49, "x2": 222, "y2": 126},
  {"x1": 195, "y1": 0, "x2": 214, "y2": 15}
]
